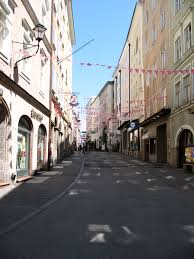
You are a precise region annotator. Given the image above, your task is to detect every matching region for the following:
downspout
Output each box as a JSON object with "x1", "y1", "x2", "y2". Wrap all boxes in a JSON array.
[{"x1": 48, "y1": 0, "x2": 54, "y2": 170}]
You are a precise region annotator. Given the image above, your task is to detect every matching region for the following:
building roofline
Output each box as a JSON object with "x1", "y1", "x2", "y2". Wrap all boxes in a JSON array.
[{"x1": 66, "y1": 0, "x2": 76, "y2": 45}]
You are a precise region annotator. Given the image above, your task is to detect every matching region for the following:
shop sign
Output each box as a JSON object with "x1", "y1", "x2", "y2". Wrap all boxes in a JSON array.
[
  {"x1": 31, "y1": 109, "x2": 43, "y2": 122},
  {"x1": 70, "y1": 95, "x2": 79, "y2": 107}
]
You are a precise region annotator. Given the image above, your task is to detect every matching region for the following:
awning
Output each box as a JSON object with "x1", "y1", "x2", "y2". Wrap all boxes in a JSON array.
[
  {"x1": 117, "y1": 120, "x2": 130, "y2": 130},
  {"x1": 140, "y1": 108, "x2": 171, "y2": 127},
  {"x1": 142, "y1": 129, "x2": 156, "y2": 140}
]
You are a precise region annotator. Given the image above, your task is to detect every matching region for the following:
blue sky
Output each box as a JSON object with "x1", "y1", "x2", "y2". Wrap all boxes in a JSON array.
[{"x1": 72, "y1": 0, "x2": 136, "y2": 129}]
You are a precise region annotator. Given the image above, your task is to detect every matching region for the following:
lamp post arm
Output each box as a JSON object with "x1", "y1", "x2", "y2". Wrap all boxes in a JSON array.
[{"x1": 14, "y1": 41, "x2": 40, "y2": 68}]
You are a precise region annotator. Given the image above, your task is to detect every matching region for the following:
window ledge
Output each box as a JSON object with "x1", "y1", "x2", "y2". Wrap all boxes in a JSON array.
[{"x1": 20, "y1": 72, "x2": 30, "y2": 84}]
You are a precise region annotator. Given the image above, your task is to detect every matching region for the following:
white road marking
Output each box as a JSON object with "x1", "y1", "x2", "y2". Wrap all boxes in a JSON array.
[
  {"x1": 83, "y1": 173, "x2": 91, "y2": 176},
  {"x1": 58, "y1": 172, "x2": 63, "y2": 175},
  {"x1": 165, "y1": 176, "x2": 176, "y2": 180},
  {"x1": 113, "y1": 173, "x2": 120, "y2": 176},
  {"x1": 122, "y1": 226, "x2": 133, "y2": 235},
  {"x1": 96, "y1": 173, "x2": 101, "y2": 176},
  {"x1": 144, "y1": 171, "x2": 149, "y2": 174},
  {"x1": 90, "y1": 167, "x2": 101, "y2": 170},
  {"x1": 112, "y1": 167, "x2": 121, "y2": 170},
  {"x1": 88, "y1": 224, "x2": 111, "y2": 233},
  {"x1": 147, "y1": 178, "x2": 157, "y2": 182},
  {"x1": 160, "y1": 170, "x2": 166, "y2": 173},
  {"x1": 68, "y1": 190, "x2": 79, "y2": 196},
  {"x1": 135, "y1": 172, "x2": 141, "y2": 175},
  {"x1": 183, "y1": 185, "x2": 189, "y2": 190},
  {"x1": 185, "y1": 177, "x2": 193, "y2": 182},
  {"x1": 90, "y1": 233, "x2": 106, "y2": 243}
]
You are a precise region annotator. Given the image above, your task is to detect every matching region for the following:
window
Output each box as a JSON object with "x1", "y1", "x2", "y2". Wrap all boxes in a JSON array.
[
  {"x1": 160, "y1": 10, "x2": 165, "y2": 29},
  {"x1": 175, "y1": 36, "x2": 181, "y2": 61},
  {"x1": 0, "y1": 10, "x2": 10, "y2": 59},
  {"x1": 146, "y1": 72, "x2": 150, "y2": 86},
  {"x1": 153, "y1": 62, "x2": 157, "y2": 80},
  {"x1": 145, "y1": 10, "x2": 148, "y2": 23},
  {"x1": 22, "y1": 36, "x2": 31, "y2": 77},
  {"x1": 161, "y1": 49, "x2": 166, "y2": 69},
  {"x1": 175, "y1": 0, "x2": 181, "y2": 14},
  {"x1": 183, "y1": 75, "x2": 191, "y2": 104},
  {"x1": 184, "y1": 23, "x2": 192, "y2": 52},
  {"x1": 150, "y1": 138, "x2": 156, "y2": 154},
  {"x1": 152, "y1": 24, "x2": 156, "y2": 43},
  {"x1": 40, "y1": 49, "x2": 48, "y2": 96},
  {"x1": 151, "y1": 0, "x2": 156, "y2": 10},
  {"x1": 136, "y1": 37, "x2": 138, "y2": 53},
  {"x1": 175, "y1": 81, "x2": 181, "y2": 107}
]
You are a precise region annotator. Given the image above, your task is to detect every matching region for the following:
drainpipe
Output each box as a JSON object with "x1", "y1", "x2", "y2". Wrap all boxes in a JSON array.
[{"x1": 48, "y1": 0, "x2": 54, "y2": 170}]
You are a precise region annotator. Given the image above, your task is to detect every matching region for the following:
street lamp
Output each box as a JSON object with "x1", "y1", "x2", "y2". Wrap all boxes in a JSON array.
[
  {"x1": 32, "y1": 23, "x2": 47, "y2": 44},
  {"x1": 13, "y1": 23, "x2": 47, "y2": 83}
]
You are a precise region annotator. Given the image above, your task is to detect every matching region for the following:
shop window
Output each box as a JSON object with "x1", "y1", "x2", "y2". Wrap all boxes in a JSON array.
[
  {"x1": 17, "y1": 116, "x2": 32, "y2": 177},
  {"x1": 37, "y1": 125, "x2": 46, "y2": 169},
  {"x1": 150, "y1": 138, "x2": 156, "y2": 154}
]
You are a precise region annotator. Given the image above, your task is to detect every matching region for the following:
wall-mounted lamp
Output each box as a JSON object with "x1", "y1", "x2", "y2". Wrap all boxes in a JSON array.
[{"x1": 13, "y1": 23, "x2": 47, "y2": 83}]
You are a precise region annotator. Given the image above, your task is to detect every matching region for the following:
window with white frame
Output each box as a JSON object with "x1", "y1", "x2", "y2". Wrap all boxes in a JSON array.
[
  {"x1": 184, "y1": 23, "x2": 192, "y2": 53},
  {"x1": 175, "y1": 36, "x2": 181, "y2": 62},
  {"x1": 183, "y1": 74, "x2": 191, "y2": 104},
  {"x1": 162, "y1": 88, "x2": 167, "y2": 107},
  {"x1": 0, "y1": 9, "x2": 11, "y2": 59},
  {"x1": 160, "y1": 10, "x2": 165, "y2": 29},
  {"x1": 153, "y1": 62, "x2": 157, "y2": 80},
  {"x1": 151, "y1": 0, "x2": 156, "y2": 10},
  {"x1": 175, "y1": 81, "x2": 181, "y2": 107},
  {"x1": 152, "y1": 24, "x2": 156, "y2": 43},
  {"x1": 146, "y1": 71, "x2": 150, "y2": 86},
  {"x1": 161, "y1": 49, "x2": 166, "y2": 69},
  {"x1": 22, "y1": 35, "x2": 31, "y2": 77},
  {"x1": 40, "y1": 48, "x2": 48, "y2": 96},
  {"x1": 175, "y1": 0, "x2": 181, "y2": 14}
]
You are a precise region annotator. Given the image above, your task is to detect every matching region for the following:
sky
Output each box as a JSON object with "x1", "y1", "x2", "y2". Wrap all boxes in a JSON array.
[{"x1": 72, "y1": 0, "x2": 137, "y2": 130}]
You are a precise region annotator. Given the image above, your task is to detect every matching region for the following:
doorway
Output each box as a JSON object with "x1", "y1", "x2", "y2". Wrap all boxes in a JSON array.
[{"x1": 178, "y1": 129, "x2": 193, "y2": 167}]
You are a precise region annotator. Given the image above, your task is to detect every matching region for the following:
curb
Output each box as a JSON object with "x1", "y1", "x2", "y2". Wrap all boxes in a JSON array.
[{"x1": 0, "y1": 155, "x2": 86, "y2": 237}]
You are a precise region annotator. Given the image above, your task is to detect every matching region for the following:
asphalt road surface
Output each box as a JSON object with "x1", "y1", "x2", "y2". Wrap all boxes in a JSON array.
[{"x1": 1, "y1": 152, "x2": 194, "y2": 259}]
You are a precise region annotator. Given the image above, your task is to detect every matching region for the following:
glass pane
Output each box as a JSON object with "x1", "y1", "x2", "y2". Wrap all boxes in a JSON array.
[{"x1": 17, "y1": 130, "x2": 29, "y2": 177}]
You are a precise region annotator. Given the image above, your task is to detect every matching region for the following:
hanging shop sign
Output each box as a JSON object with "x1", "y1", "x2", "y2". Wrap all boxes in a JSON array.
[
  {"x1": 31, "y1": 109, "x2": 43, "y2": 122},
  {"x1": 70, "y1": 95, "x2": 79, "y2": 107}
]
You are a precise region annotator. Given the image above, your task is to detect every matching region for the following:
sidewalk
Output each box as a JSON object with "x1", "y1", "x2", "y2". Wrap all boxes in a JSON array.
[{"x1": 0, "y1": 152, "x2": 84, "y2": 234}]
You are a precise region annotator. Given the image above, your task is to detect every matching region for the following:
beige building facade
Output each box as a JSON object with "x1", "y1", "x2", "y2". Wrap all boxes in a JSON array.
[
  {"x1": 169, "y1": 0, "x2": 194, "y2": 168},
  {"x1": 50, "y1": 0, "x2": 75, "y2": 163},
  {"x1": 141, "y1": 0, "x2": 171, "y2": 164},
  {"x1": 0, "y1": 0, "x2": 52, "y2": 184}
]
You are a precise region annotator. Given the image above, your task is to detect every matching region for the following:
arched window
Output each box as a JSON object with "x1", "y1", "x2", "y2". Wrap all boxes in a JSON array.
[{"x1": 17, "y1": 116, "x2": 32, "y2": 177}]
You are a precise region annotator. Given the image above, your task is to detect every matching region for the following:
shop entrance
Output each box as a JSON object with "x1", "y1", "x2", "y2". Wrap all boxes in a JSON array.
[
  {"x1": 37, "y1": 124, "x2": 47, "y2": 169},
  {"x1": 17, "y1": 116, "x2": 32, "y2": 177},
  {"x1": 178, "y1": 129, "x2": 193, "y2": 167},
  {"x1": 0, "y1": 102, "x2": 8, "y2": 182},
  {"x1": 157, "y1": 123, "x2": 167, "y2": 163}
]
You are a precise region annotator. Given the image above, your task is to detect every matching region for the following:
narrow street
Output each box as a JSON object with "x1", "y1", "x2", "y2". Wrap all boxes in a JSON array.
[{"x1": 0, "y1": 152, "x2": 194, "y2": 258}]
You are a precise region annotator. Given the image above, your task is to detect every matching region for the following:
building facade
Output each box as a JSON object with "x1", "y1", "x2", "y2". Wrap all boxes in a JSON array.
[
  {"x1": 169, "y1": 0, "x2": 194, "y2": 167},
  {"x1": 141, "y1": 0, "x2": 171, "y2": 164},
  {"x1": 0, "y1": 0, "x2": 52, "y2": 184},
  {"x1": 50, "y1": 0, "x2": 75, "y2": 164}
]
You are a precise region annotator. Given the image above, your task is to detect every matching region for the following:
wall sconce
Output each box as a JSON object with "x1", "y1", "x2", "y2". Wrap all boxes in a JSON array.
[{"x1": 13, "y1": 23, "x2": 47, "y2": 83}]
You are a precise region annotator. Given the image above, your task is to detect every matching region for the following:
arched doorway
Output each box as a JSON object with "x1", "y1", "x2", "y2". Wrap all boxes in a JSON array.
[
  {"x1": 178, "y1": 129, "x2": 193, "y2": 167},
  {"x1": 37, "y1": 124, "x2": 47, "y2": 169},
  {"x1": 17, "y1": 116, "x2": 33, "y2": 177},
  {"x1": 0, "y1": 101, "x2": 9, "y2": 182}
]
